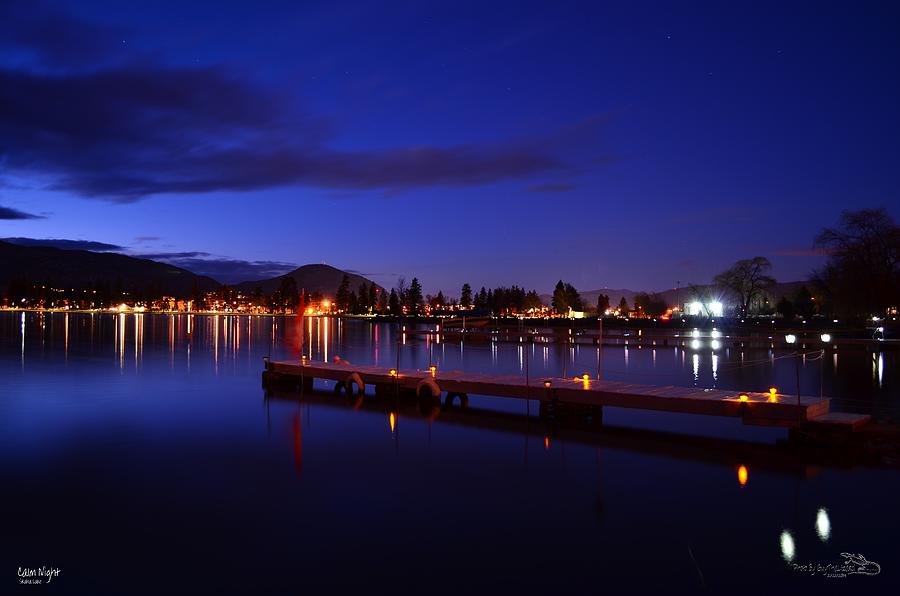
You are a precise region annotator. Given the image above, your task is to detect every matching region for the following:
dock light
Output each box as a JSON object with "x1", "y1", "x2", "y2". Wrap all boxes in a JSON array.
[
  {"x1": 820, "y1": 333, "x2": 832, "y2": 343},
  {"x1": 582, "y1": 373, "x2": 590, "y2": 381},
  {"x1": 768, "y1": 386, "x2": 778, "y2": 400},
  {"x1": 711, "y1": 329, "x2": 721, "y2": 339},
  {"x1": 429, "y1": 365, "x2": 436, "y2": 375},
  {"x1": 785, "y1": 334, "x2": 797, "y2": 344},
  {"x1": 691, "y1": 339, "x2": 701, "y2": 350},
  {"x1": 389, "y1": 368, "x2": 397, "y2": 377},
  {"x1": 543, "y1": 379, "x2": 552, "y2": 388},
  {"x1": 692, "y1": 329, "x2": 700, "y2": 338},
  {"x1": 301, "y1": 355, "x2": 307, "y2": 365},
  {"x1": 739, "y1": 393, "x2": 750, "y2": 402},
  {"x1": 737, "y1": 465, "x2": 748, "y2": 487}
]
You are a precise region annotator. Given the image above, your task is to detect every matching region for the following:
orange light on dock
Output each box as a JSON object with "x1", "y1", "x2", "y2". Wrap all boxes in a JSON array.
[
  {"x1": 429, "y1": 365, "x2": 436, "y2": 376},
  {"x1": 301, "y1": 355, "x2": 307, "y2": 365},
  {"x1": 389, "y1": 368, "x2": 397, "y2": 377},
  {"x1": 543, "y1": 379, "x2": 552, "y2": 388},
  {"x1": 739, "y1": 393, "x2": 750, "y2": 402},
  {"x1": 389, "y1": 412, "x2": 396, "y2": 433},
  {"x1": 737, "y1": 464, "x2": 748, "y2": 487},
  {"x1": 768, "y1": 386, "x2": 778, "y2": 402},
  {"x1": 582, "y1": 373, "x2": 590, "y2": 381}
]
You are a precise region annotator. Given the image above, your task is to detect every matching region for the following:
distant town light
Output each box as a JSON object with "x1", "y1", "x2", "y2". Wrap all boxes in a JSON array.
[
  {"x1": 737, "y1": 465, "x2": 748, "y2": 487},
  {"x1": 820, "y1": 333, "x2": 832, "y2": 343},
  {"x1": 711, "y1": 329, "x2": 721, "y2": 339},
  {"x1": 692, "y1": 329, "x2": 700, "y2": 338},
  {"x1": 389, "y1": 368, "x2": 397, "y2": 377},
  {"x1": 739, "y1": 393, "x2": 750, "y2": 402},
  {"x1": 582, "y1": 373, "x2": 590, "y2": 381},
  {"x1": 785, "y1": 334, "x2": 797, "y2": 344},
  {"x1": 543, "y1": 379, "x2": 552, "y2": 388},
  {"x1": 711, "y1": 339, "x2": 721, "y2": 350}
]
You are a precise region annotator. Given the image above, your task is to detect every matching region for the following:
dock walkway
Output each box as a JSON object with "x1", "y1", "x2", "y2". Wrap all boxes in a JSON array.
[{"x1": 263, "y1": 359, "x2": 867, "y2": 430}]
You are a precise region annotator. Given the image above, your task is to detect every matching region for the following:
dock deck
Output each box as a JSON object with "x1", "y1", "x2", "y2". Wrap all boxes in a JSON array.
[{"x1": 262, "y1": 359, "x2": 862, "y2": 429}]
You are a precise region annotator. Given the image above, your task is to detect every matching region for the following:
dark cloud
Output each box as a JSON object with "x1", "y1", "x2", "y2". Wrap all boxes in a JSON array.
[
  {"x1": 528, "y1": 183, "x2": 575, "y2": 193},
  {"x1": 1, "y1": 237, "x2": 122, "y2": 251},
  {"x1": 0, "y1": 6, "x2": 595, "y2": 202},
  {"x1": 0, "y1": 205, "x2": 44, "y2": 219},
  {"x1": 775, "y1": 247, "x2": 833, "y2": 257},
  {"x1": 136, "y1": 253, "x2": 297, "y2": 284},
  {"x1": 0, "y1": 1, "x2": 128, "y2": 70}
]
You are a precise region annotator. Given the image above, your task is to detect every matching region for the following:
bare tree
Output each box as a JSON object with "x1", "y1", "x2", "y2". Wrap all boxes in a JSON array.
[
  {"x1": 714, "y1": 257, "x2": 775, "y2": 317},
  {"x1": 814, "y1": 207, "x2": 900, "y2": 316}
]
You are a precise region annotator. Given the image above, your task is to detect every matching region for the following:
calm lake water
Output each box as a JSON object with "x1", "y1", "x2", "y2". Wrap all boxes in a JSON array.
[{"x1": 2, "y1": 311, "x2": 898, "y2": 594}]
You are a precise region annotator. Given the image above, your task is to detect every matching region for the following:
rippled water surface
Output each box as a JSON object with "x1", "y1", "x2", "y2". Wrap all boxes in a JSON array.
[{"x1": 2, "y1": 312, "x2": 898, "y2": 594}]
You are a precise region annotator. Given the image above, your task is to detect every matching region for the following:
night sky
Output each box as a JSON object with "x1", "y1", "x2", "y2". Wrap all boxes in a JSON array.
[{"x1": 1, "y1": 0, "x2": 898, "y2": 292}]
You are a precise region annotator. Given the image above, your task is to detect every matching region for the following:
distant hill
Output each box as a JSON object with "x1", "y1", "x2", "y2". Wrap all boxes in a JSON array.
[
  {"x1": 234, "y1": 264, "x2": 381, "y2": 297},
  {"x1": 0, "y1": 240, "x2": 219, "y2": 297}
]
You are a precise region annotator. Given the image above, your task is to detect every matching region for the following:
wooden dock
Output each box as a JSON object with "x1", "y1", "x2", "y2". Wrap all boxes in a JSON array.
[{"x1": 262, "y1": 358, "x2": 869, "y2": 430}]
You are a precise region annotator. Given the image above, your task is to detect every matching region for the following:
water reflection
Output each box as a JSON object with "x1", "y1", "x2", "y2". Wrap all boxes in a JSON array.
[
  {"x1": 780, "y1": 530, "x2": 795, "y2": 562},
  {"x1": 3, "y1": 312, "x2": 898, "y2": 420},
  {"x1": 816, "y1": 507, "x2": 831, "y2": 542}
]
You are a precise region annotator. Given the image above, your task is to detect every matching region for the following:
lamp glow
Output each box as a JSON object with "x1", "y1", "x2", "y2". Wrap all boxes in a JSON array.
[
  {"x1": 820, "y1": 333, "x2": 831, "y2": 343},
  {"x1": 389, "y1": 368, "x2": 397, "y2": 377},
  {"x1": 737, "y1": 465, "x2": 748, "y2": 487},
  {"x1": 815, "y1": 508, "x2": 831, "y2": 542},
  {"x1": 785, "y1": 334, "x2": 797, "y2": 344},
  {"x1": 739, "y1": 393, "x2": 750, "y2": 402},
  {"x1": 780, "y1": 530, "x2": 795, "y2": 562}
]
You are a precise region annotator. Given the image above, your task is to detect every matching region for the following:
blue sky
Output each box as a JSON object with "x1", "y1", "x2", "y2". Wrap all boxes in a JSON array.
[{"x1": 1, "y1": 0, "x2": 898, "y2": 292}]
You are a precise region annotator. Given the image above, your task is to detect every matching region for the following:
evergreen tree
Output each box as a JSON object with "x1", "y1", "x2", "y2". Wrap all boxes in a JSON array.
[
  {"x1": 358, "y1": 282, "x2": 369, "y2": 312},
  {"x1": 406, "y1": 277, "x2": 424, "y2": 314},
  {"x1": 618, "y1": 296, "x2": 628, "y2": 313},
  {"x1": 368, "y1": 284, "x2": 377, "y2": 311},
  {"x1": 597, "y1": 294, "x2": 610, "y2": 314},
  {"x1": 377, "y1": 289, "x2": 388, "y2": 313},
  {"x1": 335, "y1": 274, "x2": 351, "y2": 312},
  {"x1": 793, "y1": 285, "x2": 816, "y2": 318},
  {"x1": 460, "y1": 283, "x2": 472, "y2": 308},
  {"x1": 776, "y1": 295, "x2": 795, "y2": 320},
  {"x1": 388, "y1": 288, "x2": 401, "y2": 316}
]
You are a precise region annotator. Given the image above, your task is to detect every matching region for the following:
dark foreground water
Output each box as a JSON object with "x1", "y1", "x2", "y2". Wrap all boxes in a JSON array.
[{"x1": 1, "y1": 312, "x2": 898, "y2": 594}]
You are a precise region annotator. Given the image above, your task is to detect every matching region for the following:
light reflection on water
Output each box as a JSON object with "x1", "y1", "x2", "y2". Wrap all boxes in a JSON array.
[{"x1": 1, "y1": 312, "x2": 899, "y2": 593}]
